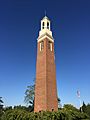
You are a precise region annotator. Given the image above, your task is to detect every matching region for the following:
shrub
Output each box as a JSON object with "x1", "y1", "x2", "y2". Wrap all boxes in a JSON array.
[{"x1": 1, "y1": 108, "x2": 90, "y2": 120}]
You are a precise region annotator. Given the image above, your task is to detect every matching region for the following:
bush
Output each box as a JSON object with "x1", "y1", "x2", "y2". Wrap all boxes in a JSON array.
[{"x1": 1, "y1": 108, "x2": 90, "y2": 120}]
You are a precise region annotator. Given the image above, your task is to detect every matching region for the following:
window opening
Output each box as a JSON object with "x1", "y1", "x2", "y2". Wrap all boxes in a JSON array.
[
  {"x1": 40, "y1": 41, "x2": 44, "y2": 51},
  {"x1": 42, "y1": 22, "x2": 44, "y2": 29},
  {"x1": 48, "y1": 41, "x2": 52, "y2": 51},
  {"x1": 47, "y1": 22, "x2": 49, "y2": 29}
]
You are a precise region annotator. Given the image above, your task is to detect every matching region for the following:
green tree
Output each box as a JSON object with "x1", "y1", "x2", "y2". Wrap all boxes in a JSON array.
[
  {"x1": 0, "y1": 97, "x2": 4, "y2": 111},
  {"x1": 63, "y1": 104, "x2": 79, "y2": 112},
  {"x1": 24, "y1": 84, "x2": 35, "y2": 111},
  {"x1": 0, "y1": 97, "x2": 4, "y2": 120},
  {"x1": 82, "y1": 102, "x2": 90, "y2": 118},
  {"x1": 4, "y1": 106, "x2": 12, "y2": 112},
  {"x1": 82, "y1": 101, "x2": 87, "y2": 113},
  {"x1": 0, "y1": 97, "x2": 3, "y2": 106},
  {"x1": 86, "y1": 104, "x2": 90, "y2": 117},
  {"x1": 58, "y1": 98, "x2": 62, "y2": 109}
]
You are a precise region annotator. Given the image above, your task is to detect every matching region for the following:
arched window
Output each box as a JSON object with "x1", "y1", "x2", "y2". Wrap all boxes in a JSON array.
[
  {"x1": 42, "y1": 22, "x2": 44, "y2": 29},
  {"x1": 47, "y1": 22, "x2": 49, "y2": 29},
  {"x1": 40, "y1": 41, "x2": 44, "y2": 51}
]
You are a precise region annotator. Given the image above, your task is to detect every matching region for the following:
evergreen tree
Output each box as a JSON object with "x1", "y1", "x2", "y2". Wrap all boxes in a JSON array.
[
  {"x1": 82, "y1": 101, "x2": 87, "y2": 113},
  {"x1": 86, "y1": 104, "x2": 90, "y2": 117},
  {"x1": 0, "y1": 97, "x2": 4, "y2": 119},
  {"x1": 0, "y1": 97, "x2": 3, "y2": 110}
]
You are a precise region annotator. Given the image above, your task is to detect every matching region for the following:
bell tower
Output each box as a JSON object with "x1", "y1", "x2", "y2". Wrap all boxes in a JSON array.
[{"x1": 34, "y1": 16, "x2": 58, "y2": 112}]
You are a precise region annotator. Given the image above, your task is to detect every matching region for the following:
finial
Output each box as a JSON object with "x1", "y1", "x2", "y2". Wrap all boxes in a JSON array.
[{"x1": 45, "y1": 10, "x2": 46, "y2": 16}]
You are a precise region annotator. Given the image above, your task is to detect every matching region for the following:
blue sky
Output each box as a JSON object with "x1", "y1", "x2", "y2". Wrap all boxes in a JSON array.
[{"x1": 0, "y1": 0, "x2": 90, "y2": 107}]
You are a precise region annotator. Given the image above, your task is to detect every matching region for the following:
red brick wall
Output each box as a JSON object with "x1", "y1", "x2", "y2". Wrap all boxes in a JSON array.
[{"x1": 34, "y1": 38, "x2": 58, "y2": 112}]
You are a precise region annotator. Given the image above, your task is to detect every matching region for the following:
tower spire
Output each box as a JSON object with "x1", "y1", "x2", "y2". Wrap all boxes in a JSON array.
[{"x1": 45, "y1": 10, "x2": 46, "y2": 16}]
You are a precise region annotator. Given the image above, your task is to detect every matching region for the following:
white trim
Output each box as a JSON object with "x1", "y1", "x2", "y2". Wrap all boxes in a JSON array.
[
  {"x1": 50, "y1": 42, "x2": 52, "y2": 51},
  {"x1": 40, "y1": 42, "x2": 41, "y2": 51},
  {"x1": 37, "y1": 35, "x2": 54, "y2": 43},
  {"x1": 39, "y1": 28, "x2": 52, "y2": 37}
]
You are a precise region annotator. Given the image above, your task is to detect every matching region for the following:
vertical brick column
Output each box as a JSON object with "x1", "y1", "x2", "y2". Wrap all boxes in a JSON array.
[{"x1": 34, "y1": 38, "x2": 58, "y2": 112}]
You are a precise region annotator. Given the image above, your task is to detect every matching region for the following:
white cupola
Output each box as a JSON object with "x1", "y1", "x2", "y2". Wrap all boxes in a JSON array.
[
  {"x1": 38, "y1": 16, "x2": 54, "y2": 42},
  {"x1": 41, "y1": 16, "x2": 50, "y2": 30}
]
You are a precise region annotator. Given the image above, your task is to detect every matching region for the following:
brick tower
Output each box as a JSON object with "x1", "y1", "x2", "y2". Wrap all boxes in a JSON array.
[{"x1": 34, "y1": 16, "x2": 58, "y2": 112}]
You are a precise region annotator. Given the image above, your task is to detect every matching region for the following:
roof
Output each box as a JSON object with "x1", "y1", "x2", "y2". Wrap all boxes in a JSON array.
[{"x1": 42, "y1": 16, "x2": 50, "y2": 21}]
